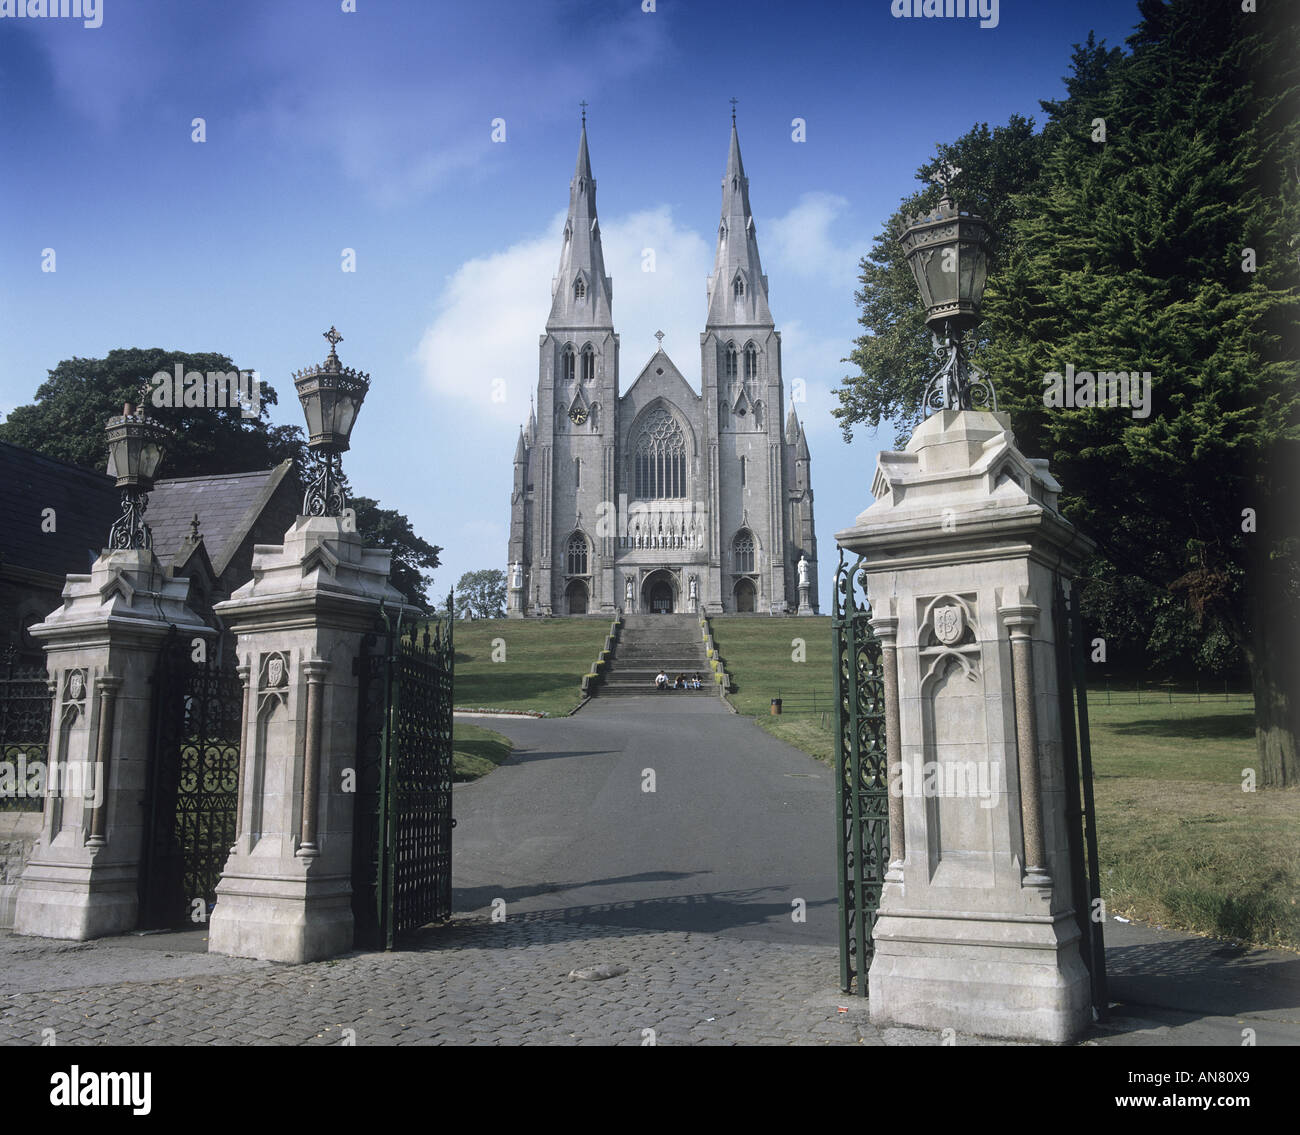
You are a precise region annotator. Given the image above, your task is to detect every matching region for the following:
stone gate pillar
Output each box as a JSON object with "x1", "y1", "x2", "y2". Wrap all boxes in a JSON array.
[
  {"x1": 206, "y1": 516, "x2": 411, "y2": 964},
  {"x1": 13, "y1": 549, "x2": 211, "y2": 940},
  {"x1": 836, "y1": 409, "x2": 1094, "y2": 1044}
]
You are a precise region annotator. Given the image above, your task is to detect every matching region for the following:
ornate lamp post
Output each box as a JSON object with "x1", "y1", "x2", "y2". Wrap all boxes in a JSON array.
[
  {"x1": 105, "y1": 404, "x2": 171, "y2": 550},
  {"x1": 293, "y1": 326, "x2": 370, "y2": 516},
  {"x1": 900, "y1": 168, "x2": 997, "y2": 415}
]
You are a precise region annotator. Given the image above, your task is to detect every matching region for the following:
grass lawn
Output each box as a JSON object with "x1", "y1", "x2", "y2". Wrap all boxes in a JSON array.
[
  {"x1": 441, "y1": 616, "x2": 610, "y2": 717},
  {"x1": 1088, "y1": 698, "x2": 1299, "y2": 950},
  {"x1": 713, "y1": 615, "x2": 1298, "y2": 949},
  {"x1": 453, "y1": 721, "x2": 513, "y2": 782}
]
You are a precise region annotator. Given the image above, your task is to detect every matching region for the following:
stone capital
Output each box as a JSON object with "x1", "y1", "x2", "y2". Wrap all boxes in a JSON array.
[{"x1": 998, "y1": 585, "x2": 1041, "y2": 635}]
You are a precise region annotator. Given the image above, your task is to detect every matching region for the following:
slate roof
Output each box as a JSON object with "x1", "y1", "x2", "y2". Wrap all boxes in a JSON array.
[
  {"x1": 0, "y1": 441, "x2": 119, "y2": 578},
  {"x1": 0, "y1": 442, "x2": 294, "y2": 581},
  {"x1": 147, "y1": 462, "x2": 293, "y2": 576}
]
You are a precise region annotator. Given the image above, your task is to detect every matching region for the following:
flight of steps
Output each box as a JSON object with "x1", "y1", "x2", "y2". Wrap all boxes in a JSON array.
[{"x1": 597, "y1": 615, "x2": 714, "y2": 697}]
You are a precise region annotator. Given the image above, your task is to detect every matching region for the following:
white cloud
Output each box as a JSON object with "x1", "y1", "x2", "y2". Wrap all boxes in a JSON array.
[
  {"x1": 417, "y1": 206, "x2": 712, "y2": 423},
  {"x1": 764, "y1": 192, "x2": 864, "y2": 289}
]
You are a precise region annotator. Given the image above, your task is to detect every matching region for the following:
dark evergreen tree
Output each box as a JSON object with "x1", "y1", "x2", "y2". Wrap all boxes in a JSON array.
[{"x1": 978, "y1": 0, "x2": 1299, "y2": 784}]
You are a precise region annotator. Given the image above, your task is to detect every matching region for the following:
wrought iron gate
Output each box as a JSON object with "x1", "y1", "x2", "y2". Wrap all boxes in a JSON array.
[
  {"x1": 1052, "y1": 578, "x2": 1109, "y2": 1018},
  {"x1": 0, "y1": 647, "x2": 51, "y2": 813},
  {"x1": 832, "y1": 551, "x2": 890, "y2": 995},
  {"x1": 352, "y1": 609, "x2": 455, "y2": 950},
  {"x1": 140, "y1": 637, "x2": 242, "y2": 929}
]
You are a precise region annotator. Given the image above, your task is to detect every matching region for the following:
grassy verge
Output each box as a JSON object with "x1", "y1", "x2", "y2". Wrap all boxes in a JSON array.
[
  {"x1": 1088, "y1": 699, "x2": 1299, "y2": 949},
  {"x1": 437, "y1": 617, "x2": 610, "y2": 717},
  {"x1": 453, "y1": 721, "x2": 513, "y2": 782}
]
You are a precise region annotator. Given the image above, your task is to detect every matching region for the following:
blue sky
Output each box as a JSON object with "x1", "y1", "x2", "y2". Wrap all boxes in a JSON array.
[{"x1": 0, "y1": 0, "x2": 1147, "y2": 602}]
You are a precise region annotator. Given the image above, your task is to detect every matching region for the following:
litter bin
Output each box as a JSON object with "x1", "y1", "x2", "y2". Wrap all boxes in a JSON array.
[{"x1": 770, "y1": 697, "x2": 782, "y2": 715}]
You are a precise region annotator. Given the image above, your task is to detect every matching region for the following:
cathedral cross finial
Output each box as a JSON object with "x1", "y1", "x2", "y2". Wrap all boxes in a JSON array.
[
  {"x1": 729, "y1": 97, "x2": 738, "y2": 125},
  {"x1": 579, "y1": 100, "x2": 588, "y2": 127},
  {"x1": 655, "y1": 330, "x2": 664, "y2": 348},
  {"x1": 324, "y1": 325, "x2": 343, "y2": 353}
]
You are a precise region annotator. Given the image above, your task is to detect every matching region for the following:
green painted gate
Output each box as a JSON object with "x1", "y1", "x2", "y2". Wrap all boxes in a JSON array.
[
  {"x1": 352, "y1": 609, "x2": 455, "y2": 950},
  {"x1": 832, "y1": 551, "x2": 890, "y2": 996}
]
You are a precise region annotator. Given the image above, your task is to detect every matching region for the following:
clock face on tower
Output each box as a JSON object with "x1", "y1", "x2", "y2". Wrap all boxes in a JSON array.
[{"x1": 569, "y1": 406, "x2": 589, "y2": 426}]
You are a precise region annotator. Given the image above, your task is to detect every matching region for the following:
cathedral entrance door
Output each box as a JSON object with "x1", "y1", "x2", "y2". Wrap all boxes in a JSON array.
[
  {"x1": 566, "y1": 580, "x2": 588, "y2": 615},
  {"x1": 735, "y1": 578, "x2": 756, "y2": 613},
  {"x1": 649, "y1": 581, "x2": 673, "y2": 614}
]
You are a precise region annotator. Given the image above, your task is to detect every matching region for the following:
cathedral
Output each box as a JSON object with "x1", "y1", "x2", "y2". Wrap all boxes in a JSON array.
[{"x1": 506, "y1": 117, "x2": 818, "y2": 617}]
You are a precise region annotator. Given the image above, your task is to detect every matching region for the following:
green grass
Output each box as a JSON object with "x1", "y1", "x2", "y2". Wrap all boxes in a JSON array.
[
  {"x1": 707, "y1": 614, "x2": 834, "y2": 713},
  {"x1": 711, "y1": 617, "x2": 1298, "y2": 948},
  {"x1": 705, "y1": 615, "x2": 838, "y2": 760},
  {"x1": 453, "y1": 721, "x2": 513, "y2": 782},
  {"x1": 442, "y1": 616, "x2": 610, "y2": 717}
]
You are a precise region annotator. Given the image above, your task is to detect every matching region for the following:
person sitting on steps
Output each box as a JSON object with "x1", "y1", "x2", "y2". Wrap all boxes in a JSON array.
[
  {"x1": 674, "y1": 673, "x2": 685, "y2": 689},
  {"x1": 690, "y1": 673, "x2": 701, "y2": 689},
  {"x1": 655, "y1": 670, "x2": 668, "y2": 691}
]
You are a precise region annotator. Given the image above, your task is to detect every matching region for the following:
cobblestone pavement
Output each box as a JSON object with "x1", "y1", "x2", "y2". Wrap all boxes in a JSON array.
[
  {"x1": 4, "y1": 916, "x2": 1296, "y2": 1046},
  {"x1": 0, "y1": 917, "x2": 926, "y2": 1047}
]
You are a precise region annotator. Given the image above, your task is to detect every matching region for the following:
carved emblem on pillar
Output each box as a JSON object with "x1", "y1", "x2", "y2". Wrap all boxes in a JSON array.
[{"x1": 933, "y1": 604, "x2": 964, "y2": 646}]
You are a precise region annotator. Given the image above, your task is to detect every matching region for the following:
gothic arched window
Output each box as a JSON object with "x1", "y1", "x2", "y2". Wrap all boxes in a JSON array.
[
  {"x1": 633, "y1": 408, "x2": 687, "y2": 500},
  {"x1": 574, "y1": 277, "x2": 586, "y2": 300},
  {"x1": 561, "y1": 346, "x2": 576, "y2": 385},
  {"x1": 725, "y1": 342, "x2": 738, "y2": 379},
  {"x1": 744, "y1": 343, "x2": 758, "y2": 380},
  {"x1": 733, "y1": 276, "x2": 745, "y2": 299},
  {"x1": 733, "y1": 529, "x2": 756, "y2": 574},
  {"x1": 566, "y1": 531, "x2": 589, "y2": 576},
  {"x1": 581, "y1": 343, "x2": 595, "y2": 384}
]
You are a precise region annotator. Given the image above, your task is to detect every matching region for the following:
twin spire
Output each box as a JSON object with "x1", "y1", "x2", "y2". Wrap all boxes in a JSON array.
[
  {"x1": 706, "y1": 121, "x2": 772, "y2": 327},
  {"x1": 547, "y1": 121, "x2": 614, "y2": 329},
  {"x1": 547, "y1": 111, "x2": 773, "y2": 332}
]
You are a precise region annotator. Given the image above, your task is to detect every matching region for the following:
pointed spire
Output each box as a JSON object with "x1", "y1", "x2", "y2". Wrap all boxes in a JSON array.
[
  {"x1": 706, "y1": 116, "x2": 773, "y2": 328},
  {"x1": 548, "y1": 116, "x2": 614, "y2": 330},
  {"x1": 796, "y1": 423, "x2": 810, "y2": 462},
  {"x1": 786, "y1": 403, "x2": 800, "y2": 443},
  {"x1": 514, "y1": 426, "x2": 527, "y2": 463},
  {"x1": 526, "y1": 399, "x2": 536, "y2": 446}
]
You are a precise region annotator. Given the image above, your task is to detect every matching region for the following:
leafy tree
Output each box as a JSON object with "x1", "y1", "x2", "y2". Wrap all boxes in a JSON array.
[
  {"x1": 455, "y1": 570, "x2": 507, "y2": 619},
  {"x1": 351, "y1": 497, "x2": 443, "y2": 611},
  {"x1": 0, "y1": 348, "x2": 442, "y2": 611},
  {"x1": 0, "y1": 348, "x2": 305, "y2": 477}
]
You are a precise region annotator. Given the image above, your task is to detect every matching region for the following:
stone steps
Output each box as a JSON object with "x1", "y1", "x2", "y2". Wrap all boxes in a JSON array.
[{"x1": 593, "y1": 615, "x2": 714, "y2": 698}]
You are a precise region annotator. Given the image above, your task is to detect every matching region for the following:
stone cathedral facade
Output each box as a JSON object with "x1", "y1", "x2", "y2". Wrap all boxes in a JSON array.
[{"x1": 507, "y1": 121, "x2": 818, "y2": 618}]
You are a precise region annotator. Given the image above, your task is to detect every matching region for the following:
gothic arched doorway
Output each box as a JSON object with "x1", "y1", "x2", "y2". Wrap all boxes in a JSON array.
[
  {"x1": 565, "y1": 580, "x2": 588, "y2": 615},
  {"x1": 734, "y1": 578, "x2": 756, "y2": 613},
  {"x1": 642, "y1": 571, "x2": 676, "y2": 615}
]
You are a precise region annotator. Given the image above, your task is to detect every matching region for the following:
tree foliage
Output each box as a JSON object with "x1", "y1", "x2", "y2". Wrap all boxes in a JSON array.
[
  {"x1": 835, "y1": 2, "x2": 1300, "y2": 783},
  {"x1": 351, "y1": 497, "x2": 443, "y2": 611},
  {"x1": 454, "y1": 570, "x2": 507, "y2": 619},
  {"x1": 0, "y1": 348, "x2": 306, "y2": 477}
]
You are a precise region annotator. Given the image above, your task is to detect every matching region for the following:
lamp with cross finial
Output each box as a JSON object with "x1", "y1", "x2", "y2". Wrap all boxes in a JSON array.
[
  {"x1": 899, "y1": 163, "x2": 996, "y2": 416},
  {"x1": 293, "y1": 326, "x2": 371, "y2": 517},
  {"x1": 104, "y1": 402, "x2": 172, "y2": 550}
]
